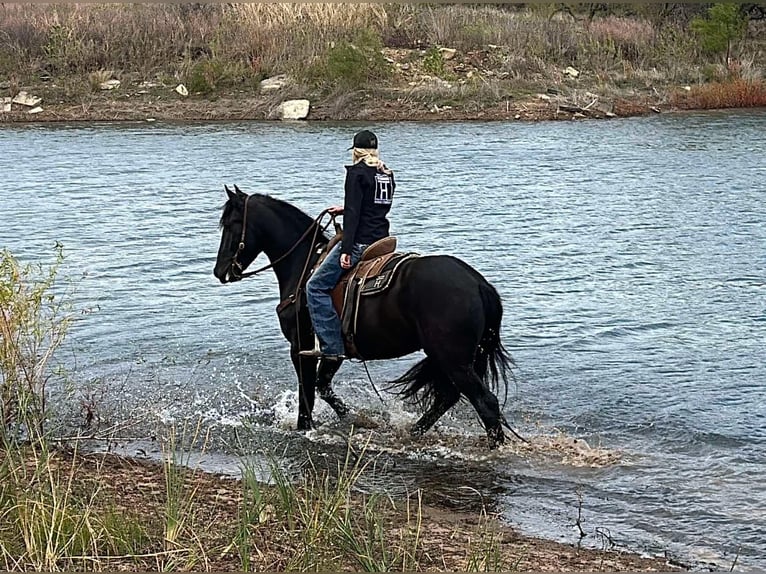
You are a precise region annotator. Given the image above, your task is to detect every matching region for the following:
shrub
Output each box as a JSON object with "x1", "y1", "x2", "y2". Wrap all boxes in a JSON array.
[
  {"x1": 691, "y1": 3, "x2": 748, "y2": 66},
  {"x1": 309, "y1": 29, "x2": 391, "y2": 89},
  {"x1": 672, "y1": 78, "x2": 766, "y2": 109},
  {"x1": 422, "y1": 46, "x2": 447, "y2": 77},
  {"x1": 1, "y1": 245, "x2": 70, "y2": 443}
]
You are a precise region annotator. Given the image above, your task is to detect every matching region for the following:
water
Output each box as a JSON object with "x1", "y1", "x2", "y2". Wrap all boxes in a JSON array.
[{"x1": 1, "y1": 111, "x2": 764, "y2": 570}]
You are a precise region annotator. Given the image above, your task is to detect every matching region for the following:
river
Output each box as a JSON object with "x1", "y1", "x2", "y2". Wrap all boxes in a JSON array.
[{"x1": 1, "y1": 110, "x2": 764, "y2": 570}]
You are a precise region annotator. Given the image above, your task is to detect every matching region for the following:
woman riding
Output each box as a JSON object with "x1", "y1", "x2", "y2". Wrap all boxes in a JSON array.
[{"x1": 301, "y1": 129, "x2": 396, "y2": 361}]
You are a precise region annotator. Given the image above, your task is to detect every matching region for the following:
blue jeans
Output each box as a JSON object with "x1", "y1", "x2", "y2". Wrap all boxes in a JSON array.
[{"x1": 306, "y1": 242, "x2": 367, "y2": 355}]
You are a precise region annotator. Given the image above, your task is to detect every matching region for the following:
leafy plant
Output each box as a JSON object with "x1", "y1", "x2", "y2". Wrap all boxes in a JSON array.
[
  {"x1": 691, "y1": 3, "x2": 747, "y2": 67},
  {"x1": 309, "y1": 28, "x2": 391, "y2": 89},
  {"x1": 1, "y1": 245, "x2": 70, "y2": 444},
  {"x1": 423, "y1": 46, "x2": 447, "y2": 77}
]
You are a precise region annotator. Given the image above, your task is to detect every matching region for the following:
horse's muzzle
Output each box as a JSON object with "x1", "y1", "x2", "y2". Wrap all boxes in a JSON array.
[
  {"x1": 226, "y1": 262, "x2": 243, "y2": 283},
  {"x1": 214, "y1": 262, "x2": 241, "y2": 284}
]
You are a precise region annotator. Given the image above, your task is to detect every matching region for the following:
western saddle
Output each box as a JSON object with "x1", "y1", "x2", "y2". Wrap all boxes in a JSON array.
[{"x1": 315, "y1": 233, "x2": 417, "y2": 359}]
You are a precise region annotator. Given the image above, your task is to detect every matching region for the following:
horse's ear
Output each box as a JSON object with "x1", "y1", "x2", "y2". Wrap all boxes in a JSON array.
[
  {"x1": 224, "y1": 185, "x2": 236, "y2": 201},
  {"x1": 233, "y1": 184, "x2": 243, "y2": 195}
]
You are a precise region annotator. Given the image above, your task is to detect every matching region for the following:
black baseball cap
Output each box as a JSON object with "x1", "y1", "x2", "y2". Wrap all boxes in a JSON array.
[{"x1": 347, "y1": 129, "x2": 378, "y2": 150}]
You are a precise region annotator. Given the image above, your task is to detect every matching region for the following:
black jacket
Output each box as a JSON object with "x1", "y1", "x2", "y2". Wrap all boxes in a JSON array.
[{"x1": 341, "y1": 161, "x2": 395, "y2": 255}]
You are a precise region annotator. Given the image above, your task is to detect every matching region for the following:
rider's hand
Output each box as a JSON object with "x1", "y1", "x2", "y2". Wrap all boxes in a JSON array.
[
  {"x1": 340, "y1": 253, "x2": 352, "y2": 269},
  {"x1": 328, "y1": 205, "x2": 344, "y2": 215}
]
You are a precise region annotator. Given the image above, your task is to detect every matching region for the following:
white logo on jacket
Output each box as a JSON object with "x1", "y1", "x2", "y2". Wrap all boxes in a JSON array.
[{"x1": 374, "y1": 173, "x2": 393, "y2": 204}]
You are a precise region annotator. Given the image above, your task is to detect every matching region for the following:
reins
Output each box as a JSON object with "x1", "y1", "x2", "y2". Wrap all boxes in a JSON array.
[{"x1": 231, "y1": 194, "x2": 334, "y2": 281}]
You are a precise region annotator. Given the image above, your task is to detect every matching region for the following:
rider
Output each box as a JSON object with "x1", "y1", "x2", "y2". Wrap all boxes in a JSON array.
[{"x1": 301, "y1": 129, "x2": 396, "y2": 361}]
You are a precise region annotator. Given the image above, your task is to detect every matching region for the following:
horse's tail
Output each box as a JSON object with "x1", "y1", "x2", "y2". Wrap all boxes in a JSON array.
[
  {"x1": 388, "y1": 279, "x2": 513, "y2": 410},
  {"x1": 388, "y1": 355, "x2": 441, "y2": 410},
  {"x1": 474, "y1": 280, "x2": 514, "y2": 405}
]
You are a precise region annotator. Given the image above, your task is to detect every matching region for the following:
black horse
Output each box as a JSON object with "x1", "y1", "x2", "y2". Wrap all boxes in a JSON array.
[{"x1": 213, "y1": 186, "x2": 514, "y2": 448}]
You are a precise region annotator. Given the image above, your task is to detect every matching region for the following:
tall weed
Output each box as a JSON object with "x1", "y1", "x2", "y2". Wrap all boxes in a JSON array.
[{"x1": 1, "y1": 245, "x2": 70, "y2": 444}]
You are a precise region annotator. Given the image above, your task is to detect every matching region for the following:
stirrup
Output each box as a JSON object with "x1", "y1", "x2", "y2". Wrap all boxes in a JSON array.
[
  {"x1": 299, "y1": 336, "x2": 322, "y2": 357},
  {"x1": 299, "y1": 348, "x2": 322, "y2": 358}
]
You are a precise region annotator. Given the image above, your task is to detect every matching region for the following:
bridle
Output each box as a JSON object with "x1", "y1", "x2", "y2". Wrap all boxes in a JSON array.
[{"x1": 229, "y1": 192, "x2": 336, "y2": 282}]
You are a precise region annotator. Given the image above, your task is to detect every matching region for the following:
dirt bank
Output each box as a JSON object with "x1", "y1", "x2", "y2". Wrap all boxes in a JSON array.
[
  {"x1": 1, "y1": 45, "x2": 668, "y2": 124},
  {"x1": 40, "y1": 448, "x2": 682, "y2": 572}
]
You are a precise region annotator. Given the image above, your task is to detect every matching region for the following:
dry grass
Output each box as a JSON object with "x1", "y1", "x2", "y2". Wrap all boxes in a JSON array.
[
  {"x1": 0, "y1": 445, "x2": 680, "y2": 572},
  {"x1": 1, "y1": 3, "x2": 762, "y2": 92},
  {"x1": 672, "y1": 79, "x2": 766, "y2": 109}
]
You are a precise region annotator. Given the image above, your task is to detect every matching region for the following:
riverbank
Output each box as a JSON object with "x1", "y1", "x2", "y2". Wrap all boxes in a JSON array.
[
  {"x1": 0, "y1": 46, "x2": 665, "y2": 124},
  {"x1": 2, "y1": 4, "x2": 765, "y2": 124},
  {"x1": 1, "y1": 445, "x2": 682, "y2": 572}
]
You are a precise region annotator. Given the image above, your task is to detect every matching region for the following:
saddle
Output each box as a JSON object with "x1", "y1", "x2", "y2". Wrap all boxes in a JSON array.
[{"x1": 319, "y1": 235, "x2": 417, "y2": 359}]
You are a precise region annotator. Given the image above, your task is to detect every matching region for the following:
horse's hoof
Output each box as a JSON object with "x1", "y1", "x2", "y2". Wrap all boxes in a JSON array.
[
  {"x1": 487, "y1": 427, "x2": 505, "y2": 450},
  {"x1": 297, "y1": 419, "x2": 313, "y2": 432}
]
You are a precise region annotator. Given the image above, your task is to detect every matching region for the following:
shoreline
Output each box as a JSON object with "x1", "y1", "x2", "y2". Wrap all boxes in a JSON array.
[
  {"x1": 1, "y1": 88, "x2": 668, "y2": 125},
  {"x1": 48, "y1": 443, "x2": 686, "y2": 572}
]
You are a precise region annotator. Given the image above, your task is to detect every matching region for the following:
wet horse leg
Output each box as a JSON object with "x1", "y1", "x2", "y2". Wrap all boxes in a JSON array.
[
  {"x1": 292, "y1": 350, "x2": 317, "y2": 430},
  {"x1": 411, "y1": 381, "x2": 460, "y2": 438},
  {"x1": 316, "y1": 357, "x2": 350, "y2": 419},
  {"x1": 447, "y1": 365, "x2": 505, "y2": 449}
]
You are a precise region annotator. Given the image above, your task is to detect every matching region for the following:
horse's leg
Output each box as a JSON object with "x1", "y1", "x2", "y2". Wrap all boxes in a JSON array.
[
  {"x1": 411, "y1": 380, "x2": 460, "y2": 438},
  {"x1": 291, "y1": 349, "x2": 318, "y2": 430},
  {"x1": 447, "y1": 365, "x2": 505, "y2": 449},
  {"x1": 315, "y1": 357, "x2": 350, "y2": 420}
]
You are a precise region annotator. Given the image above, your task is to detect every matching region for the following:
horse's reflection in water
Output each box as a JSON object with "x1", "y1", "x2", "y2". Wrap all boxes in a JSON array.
[{"x1": 214, "y1": 186, "x2": 515, "y2": 449}]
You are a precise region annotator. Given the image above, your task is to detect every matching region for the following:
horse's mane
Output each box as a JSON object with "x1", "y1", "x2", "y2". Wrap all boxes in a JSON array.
[
  {"x1": 220, "y1": 192, "x2": 329, "y2": 242},
  {"x1": 254, "y1": 194, "x2": 316, "y2": 230}
]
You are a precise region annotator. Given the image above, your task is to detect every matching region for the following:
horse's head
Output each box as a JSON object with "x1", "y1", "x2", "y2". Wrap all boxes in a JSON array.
[{"x1": 214, "y1": 185, "x2": 261, "y2": 284}]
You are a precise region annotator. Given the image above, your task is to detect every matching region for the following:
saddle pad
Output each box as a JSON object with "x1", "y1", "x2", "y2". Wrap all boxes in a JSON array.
[{"x1": 359, "y1": 253, "x2": 419, "y2": 296}]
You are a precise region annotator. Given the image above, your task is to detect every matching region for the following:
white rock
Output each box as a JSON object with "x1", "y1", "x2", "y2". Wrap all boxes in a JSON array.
[
  {"x1": 514, "y1": 114, "x2": 521, "y2": 119},
  {"x1": 439, "y1": 47, "x2": 457, "y2": 60},
  {"x1": 12, "y1": 91, "x2": 42, "y2": 107},
  {"x1": 28, "y1": 106, "x2": 43, "y2": 114},
  {"x1": 538, "y1": 93, "x2": 551, "y2": 101},
  {"x1": 276, "y1": 99, "x2": 310, "y2": 120},
  {"x1": 260, "y1": 75, "x2": 288, "y2": 92},
  {"x1": 1, "y1": 97, "x2": 11, "y2": 113},
  {"x1": 564, "y1": 66, "x2": 580, "y2": 78},
  {"x1": 684, "y1": 85, "x2": 691, "y2": 91},
  {"x1": 100, "y1": 79, "x2": 120, "y2": 90},
  {"x1": 175, "y1": 84, "x2": 189, "y2": 96}
]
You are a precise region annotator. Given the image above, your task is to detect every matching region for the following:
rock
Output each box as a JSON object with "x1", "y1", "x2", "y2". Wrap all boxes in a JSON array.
[
  {"x1": 439, "y1": 47, "x2": 457, "y2": 60},
  {"x1": 537, "y1": 93, "x2": 551, "y2": 101},
  {"x1": 28, "y1": 106, "x2": 43, "y2": 114},
  {"x1": 12, "y1": 91, "x2": 42, "y2": 107},
  {"x1": 175, "y1": 84, "x2": 188, "y2": 96},
  {"x1": 1, "y1": 97, "x2": 11, "y2": 113},
  {"x1": 514, "y1": 114, "x2": 521, "y2": 119},
  {"x1": 0, "y1": 80, "x2": 10, "y2": 90},
  {"x1": 100, "y1": 79, "x2": 120, "y2": 90},
  {"x1": 276, "y1": 99, "x2": 310, "y2": 120},
  {"x1": 564, "y1": 66, "x2": 580, "y2": 78},
  {"x1": 259, "y1": 75, "x2": 288, "y2": 93},
  {"x1": 683, "y1": 85, "x2": 691, "y2": 91}
]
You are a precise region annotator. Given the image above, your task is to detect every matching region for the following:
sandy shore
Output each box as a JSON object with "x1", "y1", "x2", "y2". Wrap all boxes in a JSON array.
[{"x1": 38, "y1": 447, "x2": 683, "y2": 572}]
